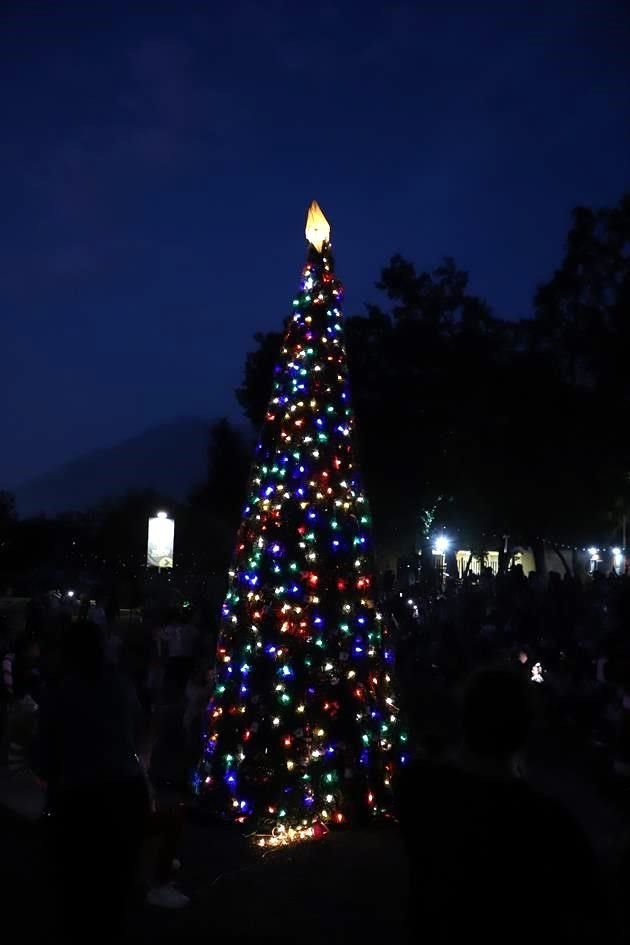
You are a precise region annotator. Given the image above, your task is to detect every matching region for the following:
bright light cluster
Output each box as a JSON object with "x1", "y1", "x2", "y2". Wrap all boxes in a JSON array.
[
  {"x1": 195, "y1": 239, "x2": 405, "y2": 833},
  {"x1": 256, "y1": 820, "x2": 328, "y2": 849}
]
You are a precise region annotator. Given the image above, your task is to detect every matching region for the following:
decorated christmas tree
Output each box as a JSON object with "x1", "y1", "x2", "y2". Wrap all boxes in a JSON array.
[{"x1": 195, "y1": 203, "x2": 404, "y2": 844}]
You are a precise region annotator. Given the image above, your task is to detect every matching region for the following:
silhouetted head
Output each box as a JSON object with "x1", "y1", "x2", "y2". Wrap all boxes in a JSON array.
[
  {"x1": 462, "y1": 668, "x2": 531, "y2": 760},
  {"x1": 64, "y1": 620, "x2": 106, "y2": 677},
  {"x1": 14, "y1": 632, "x2": 40, "y2": 663}
]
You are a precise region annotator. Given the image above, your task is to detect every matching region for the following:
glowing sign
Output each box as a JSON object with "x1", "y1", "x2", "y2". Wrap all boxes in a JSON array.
[{"x1": 147, "y1": 513, "x2": 174, "y2": 568}]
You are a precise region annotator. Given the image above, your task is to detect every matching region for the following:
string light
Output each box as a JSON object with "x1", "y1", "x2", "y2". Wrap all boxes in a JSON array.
[{"x1": 195, "y1": 203, "x2": 402, "y2": 842}]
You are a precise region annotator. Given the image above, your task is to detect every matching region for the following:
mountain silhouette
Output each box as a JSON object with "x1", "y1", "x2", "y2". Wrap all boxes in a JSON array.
[{"x1": 14, "y1": 417, "x2": 211, "y2": 517}]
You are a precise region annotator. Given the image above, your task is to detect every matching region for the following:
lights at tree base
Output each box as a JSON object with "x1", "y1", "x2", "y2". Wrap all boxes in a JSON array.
[{"x1": 256, "y1": 818, "x2": 330, "y2": 849}]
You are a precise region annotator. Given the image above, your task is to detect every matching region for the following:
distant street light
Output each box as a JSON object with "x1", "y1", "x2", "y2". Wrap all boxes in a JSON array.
[
  {"x1": 588, "y1": 546, "x2": 601, "y2": 575},
  {"x1": 434, "y1": 535, "x2": 450, "y2": 555}
]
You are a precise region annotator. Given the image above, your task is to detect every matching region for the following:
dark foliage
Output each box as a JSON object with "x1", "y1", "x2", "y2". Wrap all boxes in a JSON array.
[{"x1": 237, "y1": 196, "x2": 630, "y2": 563}]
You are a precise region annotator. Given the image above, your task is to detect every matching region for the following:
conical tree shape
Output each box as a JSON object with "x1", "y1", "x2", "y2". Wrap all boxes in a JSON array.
[{"x1": 195, "y1": 204, "x2": 404, "y2": 836}]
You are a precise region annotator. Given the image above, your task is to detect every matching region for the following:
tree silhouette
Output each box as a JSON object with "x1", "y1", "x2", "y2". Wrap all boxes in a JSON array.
[{"x1": 236, "y1": 194, "x2": 630, "y2": 560}]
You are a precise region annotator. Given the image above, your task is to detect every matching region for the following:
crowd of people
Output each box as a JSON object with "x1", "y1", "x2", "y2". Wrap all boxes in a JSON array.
[
  {"x1": 389, "y1": 564, "x2": 630, "y2": 942},
  {"x1": 1, "y1": 565, "x2": 629, "y2": 940},
  {"x1": 0, "y1": 597, "x2": 216, "y2": 936},
  {"x1": 391, "y1": 565, "x2": 630, "y2": 777}
]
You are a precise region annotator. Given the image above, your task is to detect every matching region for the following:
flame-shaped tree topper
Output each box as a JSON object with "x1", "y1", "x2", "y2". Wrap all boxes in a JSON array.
[{"x1": 305, "y1": 200, "x2": 331, "y2": 252}]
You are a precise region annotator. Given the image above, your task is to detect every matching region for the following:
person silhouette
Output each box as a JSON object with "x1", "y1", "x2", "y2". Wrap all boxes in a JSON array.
[
  {"x1": 40, "y1": 622, "x2": 149, "y2": 941},
  {"x1": 400, "y1": 667, "x2": 606, "y2": 944}
]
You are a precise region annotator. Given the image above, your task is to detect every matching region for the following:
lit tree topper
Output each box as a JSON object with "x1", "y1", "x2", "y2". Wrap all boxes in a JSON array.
[{"x1": 305, "y1": 200, "x2": 331, "y2": 252}]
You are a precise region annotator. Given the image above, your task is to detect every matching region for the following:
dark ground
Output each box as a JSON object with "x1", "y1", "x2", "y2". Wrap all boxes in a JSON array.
[
  {"x1": 3, "y1": 729, "x2": 628, "y2": 945},
  {"x1": 129, "y1": 823, "x2": 407, "y2": 944},
  {"x1": 4, "y1": 683, "x2": 630, "y2": 943},
  {"x1": 2, "y1": 802, "x2": 406, "y2": 945}
]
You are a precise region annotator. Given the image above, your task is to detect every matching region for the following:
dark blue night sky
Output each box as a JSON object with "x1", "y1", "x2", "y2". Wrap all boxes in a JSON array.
[{"x1": 2, "y1": 1, "x2": 628, "y2": 486}]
